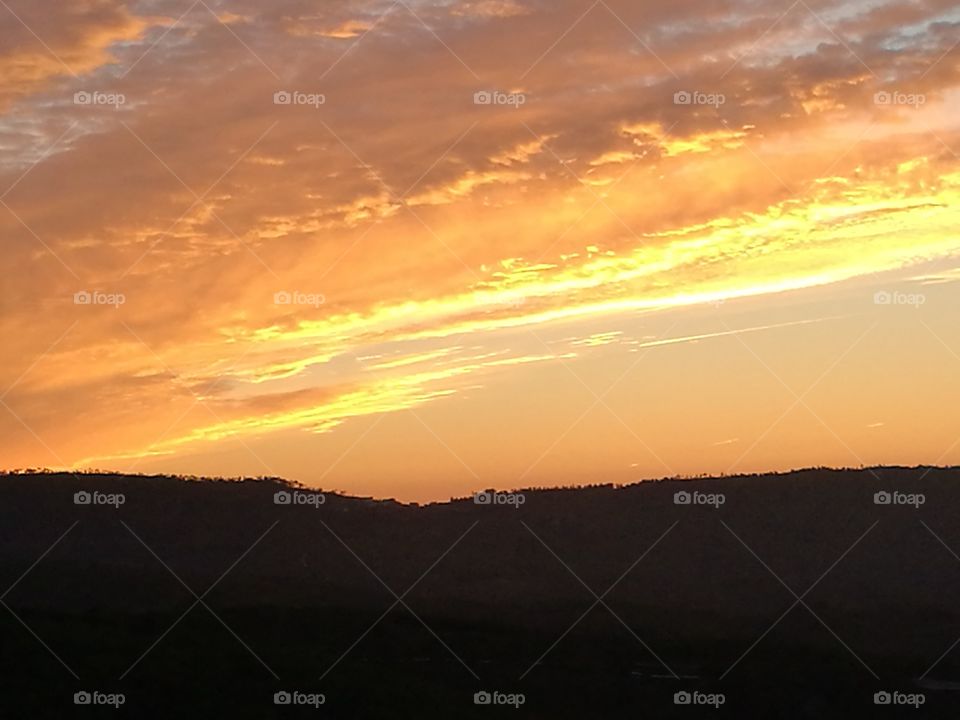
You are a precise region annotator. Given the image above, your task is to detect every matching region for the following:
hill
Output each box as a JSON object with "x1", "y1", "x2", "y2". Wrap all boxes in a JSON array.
[{"x1": 1, "y1": 467, "x2": 957, "y2": 717}]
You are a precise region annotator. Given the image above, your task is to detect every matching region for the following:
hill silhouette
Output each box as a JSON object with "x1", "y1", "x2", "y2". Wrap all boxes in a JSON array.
[{"x1": 1, "y1": 467, "x2": 958, "y2": 718}]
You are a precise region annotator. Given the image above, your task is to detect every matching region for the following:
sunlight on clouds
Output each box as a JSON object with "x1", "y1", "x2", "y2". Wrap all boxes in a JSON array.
[
  {"x1": 621, "y1": 121, "x2": 752, "y2": 157},
  {"x1": 73, "y1": 349, "x2": 576, "y2": 465},
  {"x1": 139, "y1": 168, "x2": 960, "y2": 459},
  {"x1": 47, "y1": 163, "x2": 960, "y2": 470},
  {"x1": 2, "y1": 0, "x2": 960, "y2": 494}
]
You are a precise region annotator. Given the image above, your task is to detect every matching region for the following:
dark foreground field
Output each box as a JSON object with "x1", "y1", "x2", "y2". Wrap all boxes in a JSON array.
[{"x1": 1, "y1": 467, "x2": 959, "y2": 717}]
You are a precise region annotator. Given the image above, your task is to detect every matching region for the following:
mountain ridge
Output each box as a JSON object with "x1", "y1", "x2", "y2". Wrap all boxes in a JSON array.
[{"x1": 2, "y1": 466, "x2": 958, "y2": 718}]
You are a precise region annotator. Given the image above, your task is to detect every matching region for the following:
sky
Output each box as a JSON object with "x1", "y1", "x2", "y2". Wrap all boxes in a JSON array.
[{"x1": 0, "y1": 0, "x2": 959, "y2": 502}]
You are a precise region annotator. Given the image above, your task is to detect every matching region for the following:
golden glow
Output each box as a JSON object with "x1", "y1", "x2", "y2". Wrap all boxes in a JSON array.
[{"x1": 2, "y1": 0, "x2": 960, "y2": 500}]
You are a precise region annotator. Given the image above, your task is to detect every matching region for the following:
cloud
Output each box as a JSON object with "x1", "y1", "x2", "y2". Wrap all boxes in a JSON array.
[
  {"x1": 450, "y1": 0, "x2": 532, "y2": 18},
  {"x1": 1, "y1": 0, "x2": 959, "y2": 471}
]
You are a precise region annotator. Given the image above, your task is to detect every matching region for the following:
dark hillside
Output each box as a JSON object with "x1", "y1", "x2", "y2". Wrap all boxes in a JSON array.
[{"x1": 0, "y1": 467, "x2": 957, "y2": 718}]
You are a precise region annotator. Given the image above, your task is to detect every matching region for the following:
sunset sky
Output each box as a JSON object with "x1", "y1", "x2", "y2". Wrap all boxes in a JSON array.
[{"x1": 1, "y1": 0, "x2": 959, "y2": 501}]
